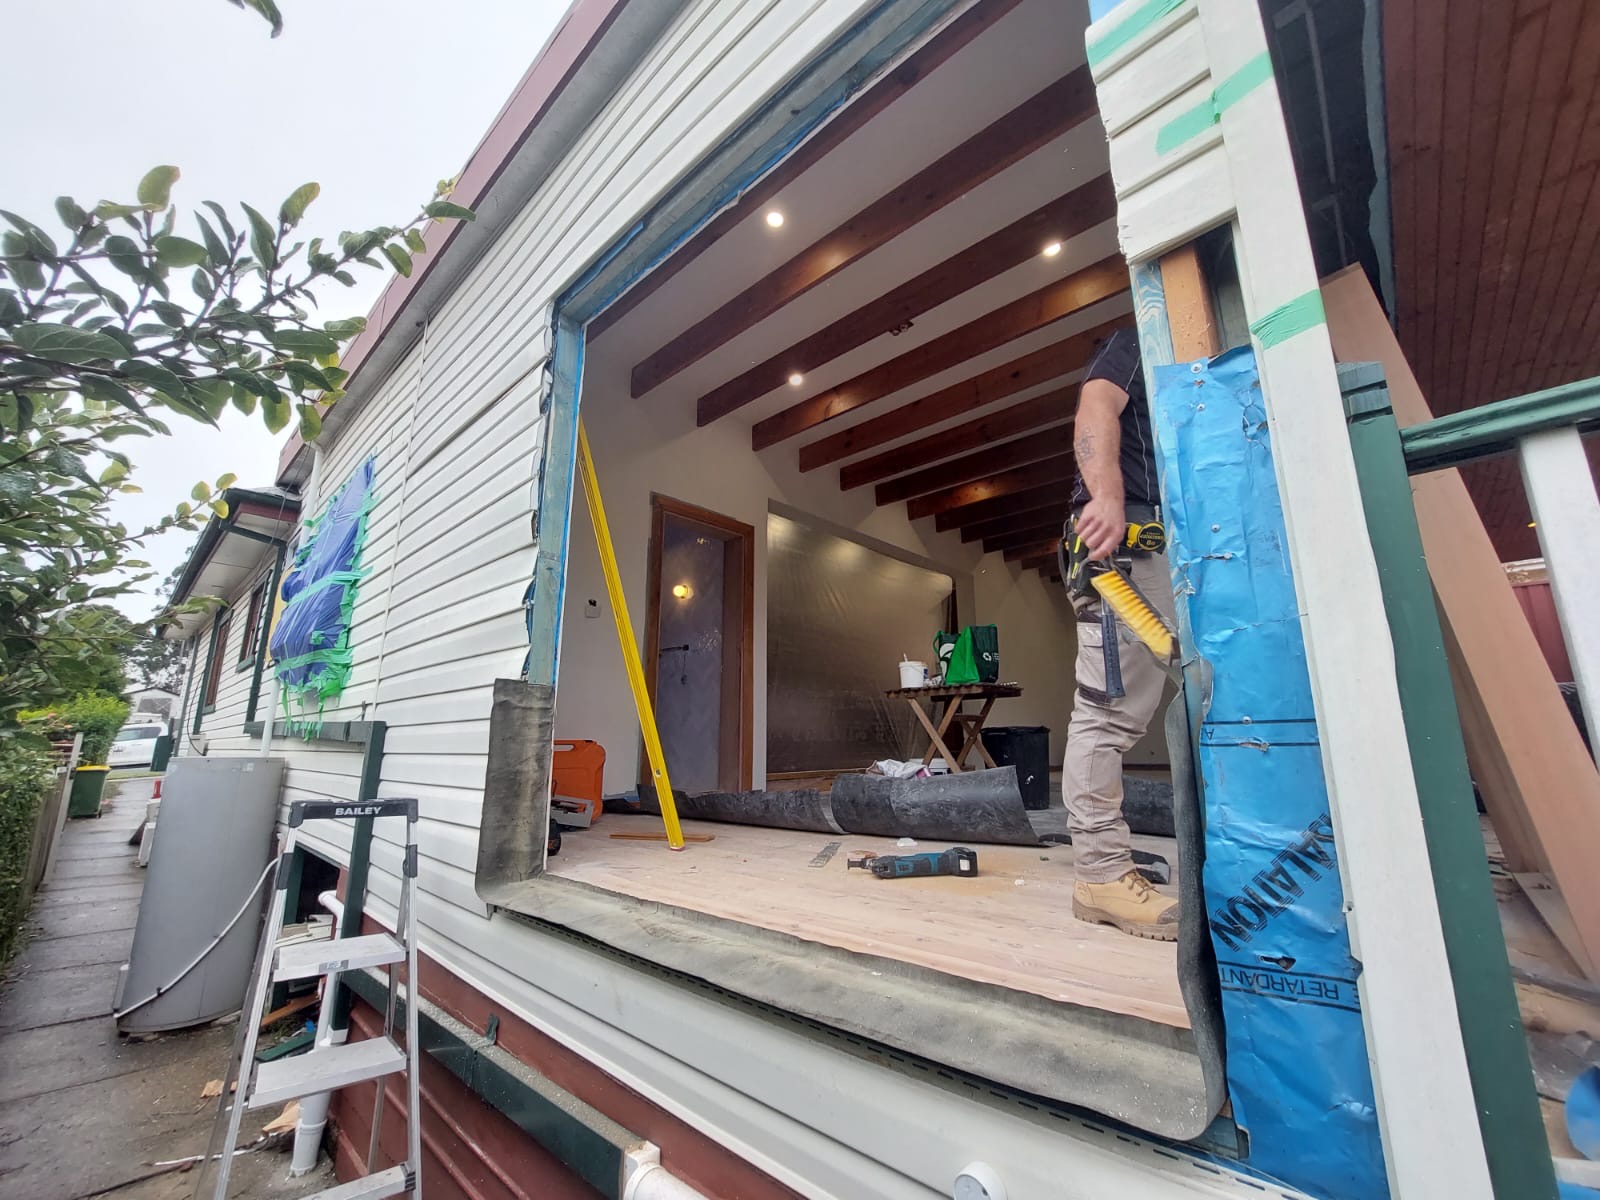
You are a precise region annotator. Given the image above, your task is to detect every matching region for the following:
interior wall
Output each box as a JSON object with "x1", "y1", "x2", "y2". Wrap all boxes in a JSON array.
[
  {"x1": 766, "y1": 512, "x2": 955, "y2": 773},
  {"x1": 554, "y1": 384, "x2": 1084, "y2": 792},
  {"x1": 655, "y1": 522, "x2": 728, "y2": 792}
]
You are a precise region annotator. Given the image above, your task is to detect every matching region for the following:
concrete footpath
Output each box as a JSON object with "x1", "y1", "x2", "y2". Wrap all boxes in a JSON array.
[{"x1": 0, "y1": 776, "x2": 335, "y2": 1200}]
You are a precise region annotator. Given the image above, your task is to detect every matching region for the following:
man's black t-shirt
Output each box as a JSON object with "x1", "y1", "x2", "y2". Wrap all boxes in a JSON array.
[{"x1": 1070, "y1": 327, "x2": 1160, "y2": 508}]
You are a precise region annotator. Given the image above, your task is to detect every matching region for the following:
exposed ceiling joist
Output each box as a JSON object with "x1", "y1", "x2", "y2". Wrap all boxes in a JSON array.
[
  {"x1": 840, "y1": 388, "x2": 1073, "y2": 490},
  {"x1": 632, "y1": 67, "x2": 1098, "y2": 398},
  {"x1": 874, "y1": 422, "x2": 1076, "y2": 505},
  {"x1": 696, "y1": 175, "x2": 1116, "y2": 424},
  {"x1": 907, "y1": 452, "x2": 1074, "y2": 520},
  {"x1": 1019, "y1": 550, "x2": 1057, "y2": 571},
  {"x1": 754, "y1": 258, "x2": 1126, "y2": 450},
  {"x1": 982, "y1": 521, "x2": 1061, "y2": 554},
  {"x1": 800, "y1": 334, "x2": 1094, "y2": 471},
  {"x1": 933, "y1": 480, "x2": 1072, "y2": 532},
  {"x1": 1005, "y1": 537, "x2": 1062, "y2": 563},
  {"x1": 587, "y1": 0, "x2": 1027, "y2": 343},
  {"x1": 960, "y1": 501, "x2": 1066, "y2": 543}
]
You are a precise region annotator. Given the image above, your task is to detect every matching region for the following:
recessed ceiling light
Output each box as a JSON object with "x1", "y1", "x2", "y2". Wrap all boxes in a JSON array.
[
  {"x1": 787, "y1": 372, "x2": 804, "y2": 387},
  {"x1": 1042, "y1": 241, "x2": 1063, "y2": 258},
  {"x1": 765, "y1": 210, "x2": 785, "y2": 228},
  {"x1": 672, "y1": 583, "x2": 694, "y2": 600}
]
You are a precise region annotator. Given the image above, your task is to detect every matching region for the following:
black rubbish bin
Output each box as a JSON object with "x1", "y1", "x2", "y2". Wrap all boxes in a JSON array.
[{"x1": 981, "y1": 726, "x2": 1051, "y2": 810}]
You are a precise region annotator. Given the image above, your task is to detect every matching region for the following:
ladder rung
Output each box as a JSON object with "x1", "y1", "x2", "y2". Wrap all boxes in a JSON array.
[
  {"x1": 275, "y1": 932, "x2": 404, "y2": 982},
  {"x1": 249, "y1": 1037, "x2": 406, "y2": 1110},
  {"x1": 298, "y1": 1164, "x2": 412, "y2": 1200}
]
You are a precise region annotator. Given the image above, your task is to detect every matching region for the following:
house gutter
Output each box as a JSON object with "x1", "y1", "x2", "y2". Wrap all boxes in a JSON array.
[{"x1": 276, "y1": 0, "x2": 691, "y2": 487}]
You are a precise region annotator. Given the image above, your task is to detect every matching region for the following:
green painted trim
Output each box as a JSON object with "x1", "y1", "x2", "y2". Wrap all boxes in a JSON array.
[
  {"x1": 269, "y1": 845, "x2": 309, "y2": 1011},
  {"x1": 331, "y1": 721, "x2": 387, "y2": 1032},
  {"x1": 1087, "y1": 0, "x2": 1188, "y2": 68},
  {"x1": 192, "y1": 612, "x2": 229, "y2": 735},
  {"x1": 1400, "y1": 373, "x2": 1600, "y2": 474},
  {"x1": 1342, "y1": 364, "x2": 1557, "y2": 1200},
  {"x1": 1153, "y1": 53, "x2": 1274, "y2": 155},
  {"x1": 1248, "y1": 289, "x2": 1325, "y2": 349},
  {"x1": 247, "y1": 548, "x2": 288, "y2": 725},
  {"x1": 342, "y1": 968, "x2": 636, "y2": 1199}
]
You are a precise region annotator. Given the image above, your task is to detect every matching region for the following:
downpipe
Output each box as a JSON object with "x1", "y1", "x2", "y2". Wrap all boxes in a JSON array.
[
  {"x1": 291, "y1": 890, "x2": 347, "y2": 1178},
  {"x1": 623, "y1": 1144, "x2": 711, "y2": 1200}
]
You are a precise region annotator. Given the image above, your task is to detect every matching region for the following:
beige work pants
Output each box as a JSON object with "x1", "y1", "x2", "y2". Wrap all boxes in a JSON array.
[{"x1": 1062, "y1": 551, "x2": 1175, "y2": 883}]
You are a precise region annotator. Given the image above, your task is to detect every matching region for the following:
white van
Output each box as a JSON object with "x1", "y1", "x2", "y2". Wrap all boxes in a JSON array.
[{"x1": 107, "y1": 723, "x2": 163, "y2": 769}]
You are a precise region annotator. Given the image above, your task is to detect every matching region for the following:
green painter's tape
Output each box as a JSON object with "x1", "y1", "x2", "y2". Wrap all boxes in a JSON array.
[
  {"x1": 1215, "y1": 52, "x2": 1274, "y2": 111},
  {"x1": 1249, "y1": 290, "x2": 1326, "y2": 349},
  {"x1": 1087, "y1": 0, "x2": 1188, "y2": 68},
  {"x1": 1153, "y1": 53, "x2": 1275, "y2": 155},
  {"x1": 1154, "y1": 101, "x2": 1218, "y2": 155}
]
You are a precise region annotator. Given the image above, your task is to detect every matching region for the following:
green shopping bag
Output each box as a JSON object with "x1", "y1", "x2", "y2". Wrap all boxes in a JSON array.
[{"x1": 934, "y1": 625, "x2": 998, "y2": 686}]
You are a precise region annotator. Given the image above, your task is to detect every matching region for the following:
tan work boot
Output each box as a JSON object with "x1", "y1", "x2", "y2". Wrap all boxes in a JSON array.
[{"x1": 1073, "y1": 870, "x2": 1180, "y2": 941}]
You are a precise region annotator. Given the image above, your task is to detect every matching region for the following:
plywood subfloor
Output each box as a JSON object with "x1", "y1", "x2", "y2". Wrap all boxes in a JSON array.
[{"x1": 549, "y1": 814, "x2": 1187, "y2": 1027}]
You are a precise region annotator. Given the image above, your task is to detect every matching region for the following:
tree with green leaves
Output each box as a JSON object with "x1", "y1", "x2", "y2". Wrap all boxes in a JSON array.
[{"x1": 1, "y1": 77, "x2": 472, "y2": 725}]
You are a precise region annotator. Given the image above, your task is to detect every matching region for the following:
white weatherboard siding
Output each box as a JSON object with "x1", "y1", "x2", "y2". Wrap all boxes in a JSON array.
[{"x1": 186, "y1": 2, "x2": 1285, "y2": 1194}]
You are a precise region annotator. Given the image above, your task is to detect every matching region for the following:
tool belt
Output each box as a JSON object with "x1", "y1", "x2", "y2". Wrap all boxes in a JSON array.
[
  {"x1": 1058, "y1": 504, "x2": 1166, "y2": 702},
  {"x1": 1059, "y1": 504, "x2": 1165, "y2": 606}
]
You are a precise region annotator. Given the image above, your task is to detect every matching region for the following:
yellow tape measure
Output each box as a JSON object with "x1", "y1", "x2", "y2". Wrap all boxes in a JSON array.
[{"x1": 1125, "y1": 521, "x2": 1166, "y2": 553}]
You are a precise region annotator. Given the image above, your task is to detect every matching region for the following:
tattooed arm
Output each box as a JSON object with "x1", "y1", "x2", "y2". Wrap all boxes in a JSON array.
[{"x1": 1074, "y1": 377, "x2": 1129, "y2": 558}]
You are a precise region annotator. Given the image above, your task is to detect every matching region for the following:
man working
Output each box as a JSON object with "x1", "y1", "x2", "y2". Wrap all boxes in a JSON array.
[{"x1": 1062, "y1": 327, "x2": 1180, "y2": 941}]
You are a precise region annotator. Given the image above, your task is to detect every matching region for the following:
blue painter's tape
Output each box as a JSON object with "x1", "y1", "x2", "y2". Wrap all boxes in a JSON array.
[{"x1": 1153, "y1": 347, "x2": 1389, "y2": 1200}]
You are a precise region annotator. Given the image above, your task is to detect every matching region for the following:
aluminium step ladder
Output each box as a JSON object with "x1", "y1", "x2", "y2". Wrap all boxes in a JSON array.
[{"x1": 195, "y1": 798, "x2": 423, "y2": 1200}]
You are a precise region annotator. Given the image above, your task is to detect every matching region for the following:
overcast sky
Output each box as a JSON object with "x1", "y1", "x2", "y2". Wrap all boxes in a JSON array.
[{"x1": 3, "y1": 0, "x2": 566, "y2": 619}]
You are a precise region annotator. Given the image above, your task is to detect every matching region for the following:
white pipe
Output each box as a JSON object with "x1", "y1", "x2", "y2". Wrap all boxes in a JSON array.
[
  {"x1": 623, "y1": 1145, "x2": 710, "y2": 1200},
  {"x1": 259, "y1": 669, "x2": 279, "y2": 757},
  {"x1": 289, "y1": 892, "x2": 351, "y2": 1177}
]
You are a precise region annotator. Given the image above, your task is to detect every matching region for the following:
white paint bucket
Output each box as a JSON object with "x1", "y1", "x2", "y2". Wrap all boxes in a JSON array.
[{"x1": 899, "y1": 660, "x2": 928, "y2": 688}]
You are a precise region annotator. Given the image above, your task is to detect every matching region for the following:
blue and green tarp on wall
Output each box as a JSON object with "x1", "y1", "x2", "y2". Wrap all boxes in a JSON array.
[{"x1": 270, "y1": 457, "x2": 377, "y2": 729}]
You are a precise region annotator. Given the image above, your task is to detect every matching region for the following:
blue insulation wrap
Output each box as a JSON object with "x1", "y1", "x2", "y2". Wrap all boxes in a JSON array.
[
  {"x1": 270, "y1": 457, "x2": 376, "y2": 723},
  {"x1": 1151, "y1": 348, "x2": 1387, "y2": 1200}
]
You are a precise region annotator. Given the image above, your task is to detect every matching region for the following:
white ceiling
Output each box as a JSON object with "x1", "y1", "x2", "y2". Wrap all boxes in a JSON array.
[{"x1": 585, "y1": 0, "x2": 1115, "y2": 501}]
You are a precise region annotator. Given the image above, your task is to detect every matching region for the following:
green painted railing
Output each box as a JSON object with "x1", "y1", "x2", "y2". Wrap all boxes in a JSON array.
[{"x1": 1400, "y1": 375, "x2": 1600, "y2": 475}]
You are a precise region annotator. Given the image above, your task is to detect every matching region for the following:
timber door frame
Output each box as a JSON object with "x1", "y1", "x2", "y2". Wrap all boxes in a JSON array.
[{"x1": 642, "y1": 494, "x2": 755, "y2": 792}]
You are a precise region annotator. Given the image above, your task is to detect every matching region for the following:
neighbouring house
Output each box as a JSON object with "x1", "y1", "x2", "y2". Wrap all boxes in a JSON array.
[
  {"x1": 123, "y1": 684, "x2": 181, "y2": 720},
  {"x1": 165, "y1": 487, "x2": 301, "y2": 756},
  {"x1": 160, "y1": 1, "x2": 1600, "y2": 1197}
]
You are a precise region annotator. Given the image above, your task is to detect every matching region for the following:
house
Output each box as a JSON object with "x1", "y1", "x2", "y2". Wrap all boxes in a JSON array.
[
  {"x1": 166, "y1": 486, "x2": 301, "y2": 754},
  {"x1": 123, "y1": 684, "x2": 181, "y2": 720},
  {"x1": 163, "y1": 0, "x2": 1600, "y2": 1197}
]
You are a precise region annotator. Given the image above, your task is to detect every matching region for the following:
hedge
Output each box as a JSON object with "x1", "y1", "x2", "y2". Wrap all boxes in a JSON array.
[{"x1": 0, "y1": 739, "x2": 56, "y2": 966}]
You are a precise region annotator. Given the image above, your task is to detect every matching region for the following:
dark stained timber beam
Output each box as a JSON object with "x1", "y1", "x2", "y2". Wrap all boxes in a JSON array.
[
  {"x1": 797, "y1": 315, "x2": 1127, "y2": 470},
  {"x1": 586, "y1": 0, "x2": 1027, "y2": 342},
  {"x1": 906, "y1": 453, "x2": 1075, "y2": 520},
  {"x1": 933, "y1": 481, "x2": 1073, "y2": 533},
  {"x1": 755, "y1": 258, "x2": 1128, "y2": 450},
  {"x1": 960, "y1": 502, "x2": 1067, "y2": 543},
  {"x1": 1019, "y1": 550, "x2": 1058, "y2": 572},
  {"x1": 698, "y1": 175, "x2": 1117, "y2": 424},
  {"x1": 982, "y1": 522, "x2": 1062, "y2": 554},
  {"x1": 873, "y1": 423, "x2": 1076, "y2": 505},
  {"x1": 841, "y1": 389, "x2": 1073, "y2": 490},
  {"x1": 633, "y1": 67, "x2": 1099, "y2": 398},
  {"x1": 1004, "y1": 537, "x2": 1063, "y2": 563}
]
